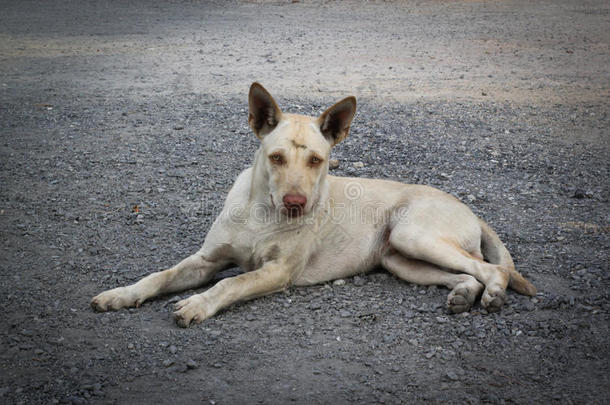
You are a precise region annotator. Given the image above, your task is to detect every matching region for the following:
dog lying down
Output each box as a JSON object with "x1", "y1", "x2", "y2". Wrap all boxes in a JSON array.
[{"x1": 91, "y1": 82, "x2": 536, "y2": 327}]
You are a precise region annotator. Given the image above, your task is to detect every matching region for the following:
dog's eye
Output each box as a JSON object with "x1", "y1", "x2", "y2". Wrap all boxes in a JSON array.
[
  {"x1": 269, "y1": 153, "x2": 284, "y2": 164},
  {"x1": 309, "y1": 156, "x2": 322, "y2": 166}
]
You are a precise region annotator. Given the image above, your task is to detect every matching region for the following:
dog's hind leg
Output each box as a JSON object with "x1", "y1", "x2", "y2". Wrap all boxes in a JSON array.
[
  {"x1": 381, "y1": 252, "x2": 483, "y2": 313},
  {"x1": 388, "y1": 227, "x2": 510, "y2": 312},
  {"x1": 91, "y1": 252, "x2": 229, "y2": 312}
]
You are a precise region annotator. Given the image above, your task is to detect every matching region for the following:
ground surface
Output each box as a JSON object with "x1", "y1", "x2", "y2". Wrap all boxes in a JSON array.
[{"x1": 0, "y1": 0, "x2": 609, "y2": 404}]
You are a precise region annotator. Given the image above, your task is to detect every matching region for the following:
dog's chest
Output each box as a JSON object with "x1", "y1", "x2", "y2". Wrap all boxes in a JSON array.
[
  {"x1": 293, "y1": 221, "x2": 385, "y2": 285},
  {"x1": 228, "y1": 221, "x2": 307, "y2": 271}
]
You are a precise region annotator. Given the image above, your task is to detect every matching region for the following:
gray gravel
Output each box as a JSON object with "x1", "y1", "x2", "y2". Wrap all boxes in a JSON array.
[{"x1": 1, "y1": 1, "x2": 609, "y2": 404}]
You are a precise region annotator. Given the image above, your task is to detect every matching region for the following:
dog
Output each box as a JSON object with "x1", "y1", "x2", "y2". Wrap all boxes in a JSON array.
[{"x1": 91, "y1": 82, "x2": 536, "y2": 327}]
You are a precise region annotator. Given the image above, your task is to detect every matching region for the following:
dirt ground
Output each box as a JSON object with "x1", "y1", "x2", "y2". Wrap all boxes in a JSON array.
[{"x1": 0, "y1": 0, "x2": 608, "y2": 404}]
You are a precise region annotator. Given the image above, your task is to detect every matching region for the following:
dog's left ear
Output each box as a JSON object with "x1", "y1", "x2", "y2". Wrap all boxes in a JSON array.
[
  {"x1": 249, "y1": 82, "x2": 283, "y2": 139},
  {"x1": 317, "y1": 96, "x2": 357, "y2": 146}
]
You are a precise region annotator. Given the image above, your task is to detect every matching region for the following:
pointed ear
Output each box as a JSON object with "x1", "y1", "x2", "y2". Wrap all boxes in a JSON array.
[
  {"x1": 248, "y1": 82, "x2": 283, "y2": 139},
  {"x1": 317, "y1": 96, "x2": 357, "y2": 146}
]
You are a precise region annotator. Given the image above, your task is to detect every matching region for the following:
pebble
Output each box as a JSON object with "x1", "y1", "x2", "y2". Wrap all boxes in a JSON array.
[
  {"x1": 446, "y1": 371, "x2": 459, "y2": 381},
  {"x1": 353, "y1": 161, "x2": 364, "y2": 168},
  {"x1": 353, "y1": 276, "x2": 366, "y2": 286},
  {"x1": 333, "y1": 279, "x2": 346, "y2": 286},
  {"x1": 383, "y1": 333, "x2": 397, "y2": 343},
  {"x1": 329, "y1": 159, "x2": 340, "y2": 169}
]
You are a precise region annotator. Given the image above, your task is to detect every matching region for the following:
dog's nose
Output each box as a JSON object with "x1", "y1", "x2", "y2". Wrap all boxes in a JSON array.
[{"x1": 283, "y1": 194, "x2": 307, "y2": 213}]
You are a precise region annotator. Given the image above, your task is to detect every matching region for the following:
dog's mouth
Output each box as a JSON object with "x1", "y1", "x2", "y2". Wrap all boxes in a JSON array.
[{"x1": 281, "y1": 204, "x2": 305, "y2": 218}]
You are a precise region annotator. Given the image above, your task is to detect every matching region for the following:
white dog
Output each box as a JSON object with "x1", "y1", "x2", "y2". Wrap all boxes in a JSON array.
[{"x1": 92, "y1": 83, "x2": 536, "y2": 327}]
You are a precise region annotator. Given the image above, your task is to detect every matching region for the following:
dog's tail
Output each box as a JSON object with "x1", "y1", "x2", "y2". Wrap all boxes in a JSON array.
[{"x1": 479, "y1": 219, "x2": 537, "y2": 296}]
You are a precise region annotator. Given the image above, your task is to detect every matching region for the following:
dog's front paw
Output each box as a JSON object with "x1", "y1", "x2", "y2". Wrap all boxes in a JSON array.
[
  {"x1": 173, "y1": 295, "x2": 214, "y2": 327},
  {"x1": 91, "y1": 286, "x2": 141, "y2": 311}
]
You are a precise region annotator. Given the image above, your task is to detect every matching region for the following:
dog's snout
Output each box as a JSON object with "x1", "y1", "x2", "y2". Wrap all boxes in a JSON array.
[
  {"x1": 283, "y1": 194, "x2": 307, "y2": 216},
  {"x1": 283, "y1": 194, "x2": 307, "y2": 207}
]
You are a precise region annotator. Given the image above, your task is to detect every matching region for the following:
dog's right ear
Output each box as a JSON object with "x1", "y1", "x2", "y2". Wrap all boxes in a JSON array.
[{"x1": 248, "y1": 82, "x2": 283, "y2": 139}]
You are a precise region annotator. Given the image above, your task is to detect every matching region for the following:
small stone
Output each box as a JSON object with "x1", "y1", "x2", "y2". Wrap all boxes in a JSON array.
[
  {"x1": 383, "y1": 333, "x2": 397, "y2": 343},
  {"x1": 333, "y1": 279, "x2": 346, "y2": 286},
  {"x1": 69, "y1": 396, "x2": 86, "y2": 405},
  {"x1": 572, "y1": 190, "x2": 586, "y2": 199},
  {"x1": 446, "y1": 371, "x2": 459, "y2": 381},
  {"x1": 186, "y1": 360, "x2": 199, "y2": 370},
  {"x1": 162, "y1": 359, "x2": 174, "y2": 367},
  {"x1": 353, "y1": 161, "x2": 364, "y2": 168},
  {"x1": 339, "y1": 309, "x2": 351, "y2": 318},
  {"x1": 329, "y1": 159, "x2": 340, "y2": 169},
  {"x1": 169, "y1": 345, "x2": 177, "y2": 354},
  {"x1": 173, "y1": 125, "x2": 184, "y2": 130},
  {"x1": 523, "y1": 301, "x2": 535, "y2": 311},
  {"x1": 353, "y1": 276, "x2": 366, "y2": 286}
]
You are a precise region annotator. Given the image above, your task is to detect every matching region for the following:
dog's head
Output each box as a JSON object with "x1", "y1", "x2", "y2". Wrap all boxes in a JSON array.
[{"x1": 248, "y1": 82, "x2": 356, "y2": 218}]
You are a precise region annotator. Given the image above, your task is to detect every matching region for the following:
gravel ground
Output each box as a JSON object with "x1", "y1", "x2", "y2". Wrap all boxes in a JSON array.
[{"x1": 1, "y1": 1, "x2": 608, "y2": 404}]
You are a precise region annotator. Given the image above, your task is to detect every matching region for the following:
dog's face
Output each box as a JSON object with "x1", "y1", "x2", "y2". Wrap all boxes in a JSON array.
[{"x1": 248, "y1": 83, "x2": 356, "y2": 217}]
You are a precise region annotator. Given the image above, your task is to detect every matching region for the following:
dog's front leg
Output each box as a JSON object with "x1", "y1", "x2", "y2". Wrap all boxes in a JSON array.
[
  {"x1": 91, "y1": 253, "x2": 228, "y2": 311},
  {"x1": 173, "y1": 260, "x2": 293, "y2": 327}
]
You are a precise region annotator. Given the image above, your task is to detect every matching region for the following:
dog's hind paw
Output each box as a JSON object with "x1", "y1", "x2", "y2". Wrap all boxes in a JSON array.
[
  {"x1": 446, "y1": 277, "x2": 482, "y2": 314},
  {"x1": 91, "y1": 286, "x2": 141, "y2": 312},
  {"x1": 447, "y1": 287, "x2": 475, "y2": 314},
  {"x1": 481, "y1": 287, "x2": 506, "y2": 313}
]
